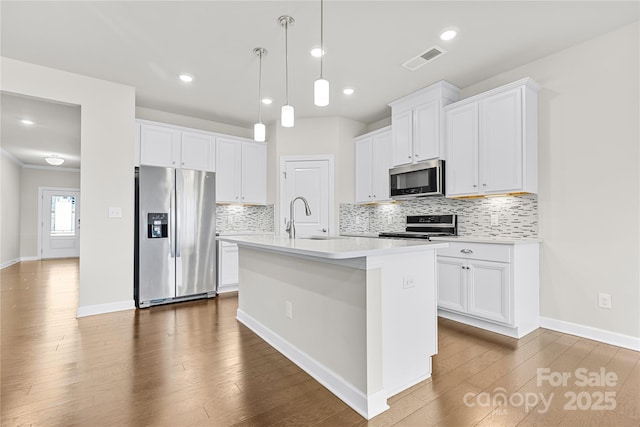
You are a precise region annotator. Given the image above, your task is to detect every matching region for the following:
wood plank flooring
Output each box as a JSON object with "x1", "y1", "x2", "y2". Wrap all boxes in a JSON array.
[{"x1": 2, "y1": 259, "x2": 638, "y2": 426}]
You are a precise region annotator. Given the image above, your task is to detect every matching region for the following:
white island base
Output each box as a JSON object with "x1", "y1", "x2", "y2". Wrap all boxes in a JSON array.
[{"x1": 221, "y1": 236, "x2": 447, "y2": 419}]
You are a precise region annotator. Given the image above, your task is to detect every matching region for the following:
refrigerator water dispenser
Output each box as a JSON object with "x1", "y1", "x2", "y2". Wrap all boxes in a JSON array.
[{"x1": 147, "y1": 213, "x2": 168, "y2": 238}]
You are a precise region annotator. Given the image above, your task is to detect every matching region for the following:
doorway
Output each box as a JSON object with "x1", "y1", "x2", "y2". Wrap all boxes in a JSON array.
[
  {"x1": 279, "y1": 156, "x2": 334, "y2": 237},
  {"x1": 40, "y1": 188, "x2": 81, "y2": 259}
]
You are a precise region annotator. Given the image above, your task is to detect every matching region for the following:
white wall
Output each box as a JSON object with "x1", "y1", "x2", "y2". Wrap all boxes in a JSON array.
[
  {"x1": 269, "y1": 117, "x2": 367, "y2": 234},
  {"x1": 0, "y1": 151, "x2": 22, "y2": 266},
  {"x1": 1, "y1": 57, "x2": 136, "y2": 314},
  {"x1": 136, "y1": 106, "x2": 251, "y2": 138},
  {"x1": 459, "y1": 22, "x2": 639, "y2": 339},
  {"x1": 19, "y1": 167, "x2": 81, "y2": 258}
]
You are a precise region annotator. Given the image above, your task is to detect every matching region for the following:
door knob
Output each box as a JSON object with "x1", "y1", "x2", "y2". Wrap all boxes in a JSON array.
[{"x1": 321, "y1": 228, "x2": 327, "y2": 233}]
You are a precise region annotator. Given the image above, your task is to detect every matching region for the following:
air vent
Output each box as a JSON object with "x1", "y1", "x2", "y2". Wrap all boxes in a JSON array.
[{"x1": 402, "y1": 46, "x2": 446, "y2": 71}]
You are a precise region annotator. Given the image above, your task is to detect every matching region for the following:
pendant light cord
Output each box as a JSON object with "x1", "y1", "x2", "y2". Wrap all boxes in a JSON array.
[
  {"x1": 258, "y1": 50, "x2": 263, "y2": 123},
  {"x1": 285, "y1": 20, "x2": 289, "y2": 105},
  {"x1": 320, "y1": 0, "x2": 324, "y2": 78}
]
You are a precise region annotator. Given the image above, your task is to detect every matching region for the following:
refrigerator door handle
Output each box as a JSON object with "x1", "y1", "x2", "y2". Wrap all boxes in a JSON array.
[
  {"x1": 170, "y1": 187, "x2": 176, "y2": 258},
  {"x1": 175, "y1": 172, "x2": 181, "y2": 258}
]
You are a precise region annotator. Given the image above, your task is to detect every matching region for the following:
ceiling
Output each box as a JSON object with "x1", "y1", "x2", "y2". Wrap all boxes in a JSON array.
[{"x1": 1, "y1": 1, "x2": 638, "y2": 167}]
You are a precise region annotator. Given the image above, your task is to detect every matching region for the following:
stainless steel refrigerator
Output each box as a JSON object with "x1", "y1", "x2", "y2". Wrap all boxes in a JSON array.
[{"x1": 135, "y1": 166, "x2": 217, "y2": 308}]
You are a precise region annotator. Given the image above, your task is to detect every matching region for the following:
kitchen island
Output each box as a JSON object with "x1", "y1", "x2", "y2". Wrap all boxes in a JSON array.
[{"x1": 216, "y1": 235, "x2": 447, "y2": 419}]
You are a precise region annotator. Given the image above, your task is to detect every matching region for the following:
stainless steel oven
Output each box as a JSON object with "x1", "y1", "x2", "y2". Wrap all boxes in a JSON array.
[{"x1": 389, "y1": 159, "x2": 445, "y2": 199}]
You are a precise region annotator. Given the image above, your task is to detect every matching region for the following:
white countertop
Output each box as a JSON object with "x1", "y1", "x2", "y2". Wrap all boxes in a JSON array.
[
  {"x1": 217, "y1": 235, "x2": 448, "y2": 259},
  {"x1": 340, "y1": 232, "x2": 541, "y2": 245},
  {"x1": 217, "y1": 231, "x2": 275, "y2": 236},
  {"x1": 430, "y1": 236, "x2": 541, "y2": 245}
]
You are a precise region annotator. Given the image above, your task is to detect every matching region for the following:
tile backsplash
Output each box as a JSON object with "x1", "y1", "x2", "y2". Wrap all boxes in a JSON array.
[
  {"x1": 216, "y1": 204, "x2": 274, "y2": 233},
  {"x1": 340, "y1": 194, "x2": 538, "y2": 238}
]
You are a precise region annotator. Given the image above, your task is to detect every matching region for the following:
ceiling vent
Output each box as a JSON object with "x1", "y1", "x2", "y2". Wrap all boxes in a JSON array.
[{"x1": 402, "y1": 46, "x2": 446, "y2": 71}]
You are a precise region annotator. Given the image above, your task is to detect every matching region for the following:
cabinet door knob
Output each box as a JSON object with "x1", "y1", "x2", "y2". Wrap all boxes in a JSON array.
[
  {"x1": 473, "y1": 184, "x2": 477, "y2": 188},
  {"x1": 482, "y1": 184, "x2": 487, "y2": 187},
  {"x1": 460, "y1": 249, "x2": 473, "y2": 254},
  {"x1": 415, "y1": 154, "x2": 420, "y2": 158},
  {"x1": 408, "y1": 155, "x2": 412, "y2": 159}
]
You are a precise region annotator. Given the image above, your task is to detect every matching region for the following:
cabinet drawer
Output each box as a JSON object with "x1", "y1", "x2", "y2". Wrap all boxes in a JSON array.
[{"x1": 437, "y1": 242, "x2": 511, "y2": 263}]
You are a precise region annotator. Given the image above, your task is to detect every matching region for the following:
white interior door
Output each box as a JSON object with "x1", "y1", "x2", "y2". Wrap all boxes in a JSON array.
[
  {"x1": 41, "y1": 189, "x2": 80, "y2": 259},
  {"x1": 281, "y1": 159, "x2": 331, "y2": 237}
]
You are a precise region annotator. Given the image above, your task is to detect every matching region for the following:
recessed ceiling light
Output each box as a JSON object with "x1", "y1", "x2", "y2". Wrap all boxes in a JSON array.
[
  {"x1": 439, "y1": 28, "x2": 458, "y2": 41},
  {"x1": 310, "y1": 48, "x2": 325, "y2": 58},
  {"x1": 343, "y1": 88, "x2": 355, "y2": 95},
  {"x1": 261, "y1": 98, "x2": 273, "y2": 105},
  {"x1": 178, "y1": 73, "x2": 194, "y2": 83},
  {"x1": 21, "y1": 119, "x2": 35, "y2": 125}
]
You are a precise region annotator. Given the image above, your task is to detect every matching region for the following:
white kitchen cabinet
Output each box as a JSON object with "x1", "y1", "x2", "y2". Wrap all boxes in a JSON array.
[
  {"x1": 354, "y1": 126, "x2": 393, "y2": 203},
  {"x1": 445, "y1": 78, "x2": 539, "y2": 197},
  {"x1": 389, "y1": 81, "x2": 459, "y2": 166},
  {"x1": 436, "y1": 241, "x2": 539, "y2": 338},
  {"x1": 217, "y1": 241, "x2": 239, "y2": 293},
  {"x1": 180, "y1": 131, "x2": 216, "y2": 171},
  {"x1": 139, "y1": 121, "x2": 215, "y2": 171},
  {"x1": 438, "y1": 253, "x2": 511, "y2": 324},
  {"x1": 215, "y1": 137, "x2": 267, "y2": 204}
]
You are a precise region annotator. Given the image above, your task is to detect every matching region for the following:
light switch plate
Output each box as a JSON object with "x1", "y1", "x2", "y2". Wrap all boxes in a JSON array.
[
  {"x1": 490, "y1": 214, "x2": 499, "y2": 226},
  {"x1": 108, "y1": 207, "x2": 122, "y2": 218}
]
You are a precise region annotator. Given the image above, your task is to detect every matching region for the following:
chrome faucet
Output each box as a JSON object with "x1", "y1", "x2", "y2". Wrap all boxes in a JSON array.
[{"x1": 286, "y1": 196, "x2": 312, "y2": 239}]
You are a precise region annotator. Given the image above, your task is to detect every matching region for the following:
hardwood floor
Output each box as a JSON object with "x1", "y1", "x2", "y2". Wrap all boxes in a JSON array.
[{"x1": 2, "y1": 259, "x2": 638, "y2": 426}]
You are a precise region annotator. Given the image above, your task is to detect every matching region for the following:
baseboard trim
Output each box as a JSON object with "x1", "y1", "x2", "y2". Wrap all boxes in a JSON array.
[
  {"x1": 437, "y1": 309, "x2": 537, "y2": 339},
  {"x1": 0, "y1": 256, "x2": 39, "y2": 269},
  {"x1": 539, "y1": 316, "x2": 640, "y2": 352},
  {"x1": 236, "y1": 308, "x2": 389, "y2": 420},
  {"x1": 76, "y1": 300, "x2": 135, "y2": 318}
]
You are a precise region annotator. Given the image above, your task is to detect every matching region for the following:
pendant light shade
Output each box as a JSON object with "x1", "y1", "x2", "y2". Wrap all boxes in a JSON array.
[
  {"x1": 253, "y1": 47, "x2": 267, "y2": 142},
  {"x1": 278, "y1": 15, "x2": 295, "y2": 128},
  {"x1": 314, "y1": 0, "x2": 329, "y2": 107},
  {"x1": 314, "y1": 78, "x2": 329, "y2": 107},
  {"x1": 253, "y1": 122, "x2": 266, "y2": 142},
  {"x1": 281, "y1": 104, "x2": 295, "y2": 128}
]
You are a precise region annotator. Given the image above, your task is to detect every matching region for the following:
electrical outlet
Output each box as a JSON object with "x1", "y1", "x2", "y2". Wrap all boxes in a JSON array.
[
  {"x1": 227, "y1": 216, "x2": 233, "y2": 225},
  {"x1": 598, "y1": 293, "x2": 612, "y2": 309},
  {"x1": 490, "y1": 214, "x2": 499, "y2": 226},
  {"x1": 285, "y1": 300, "x2": 293, "y2": 319},
  {"x1": 356, "y1": 216, "x2": 360, "y2": 225},
  {"x1": 387, "y1": 217, "x2": 393, "y2": 225},
  {"x1": 403, "y1": 276, "x2": 415, "y2": 289}
]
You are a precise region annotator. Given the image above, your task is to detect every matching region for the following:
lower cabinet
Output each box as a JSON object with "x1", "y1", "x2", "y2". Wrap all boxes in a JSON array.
[
  {"x1": 217, "y1": 241, "x2": 239, "y2": 293},
  {"x1": 436, "y1": 241, "x2": 539, "y2": 338}
]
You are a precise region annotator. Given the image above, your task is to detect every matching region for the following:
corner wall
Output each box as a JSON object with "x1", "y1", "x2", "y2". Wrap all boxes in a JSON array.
[
  {"x1": 1, "y1": 57, "x2": 136, "y2": 315},
  {"x1": 0, "y1": 152, "x2": 22, "y2": 266},
  {"x1": 459, "y1": 22, "x2": 640, "y2": 341}
]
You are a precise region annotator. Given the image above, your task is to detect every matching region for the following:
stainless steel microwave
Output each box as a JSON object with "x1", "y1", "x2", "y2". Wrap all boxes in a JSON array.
[{"x1": 389, "y1": 159, "x2": 445, "y2": 199}]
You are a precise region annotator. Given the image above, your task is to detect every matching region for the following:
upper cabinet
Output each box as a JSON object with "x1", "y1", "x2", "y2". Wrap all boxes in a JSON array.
[
  {"x1": 354, "y1": 126, "x2": 393, "y2": 203},
  {"x1": 388, "y1": 81, "x2": 460, "y2": 166},
  {"x1": 138, "y1": 121, "x2": 215, "y2": 171},
  {"x1": 136, "y1": 120, "x2": 268, "y2": 205},
  {"x1": 445, "y1": 78, "x2": 540, "y2": 197},
  {"x1": 216, "y1": 137, "x2": 267, "y2": 205}
]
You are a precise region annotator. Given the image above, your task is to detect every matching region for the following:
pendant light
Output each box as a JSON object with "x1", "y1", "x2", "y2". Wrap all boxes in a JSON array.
[
  {"x1": 253, "y1": 47, "x2": 267, "y2": 142},
  {"x1": 278, "y1": 15, "x2": 295, "y2": 128},
  {"x1": 314, "y1": 0, "x2": 329, "y2": 107}
]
